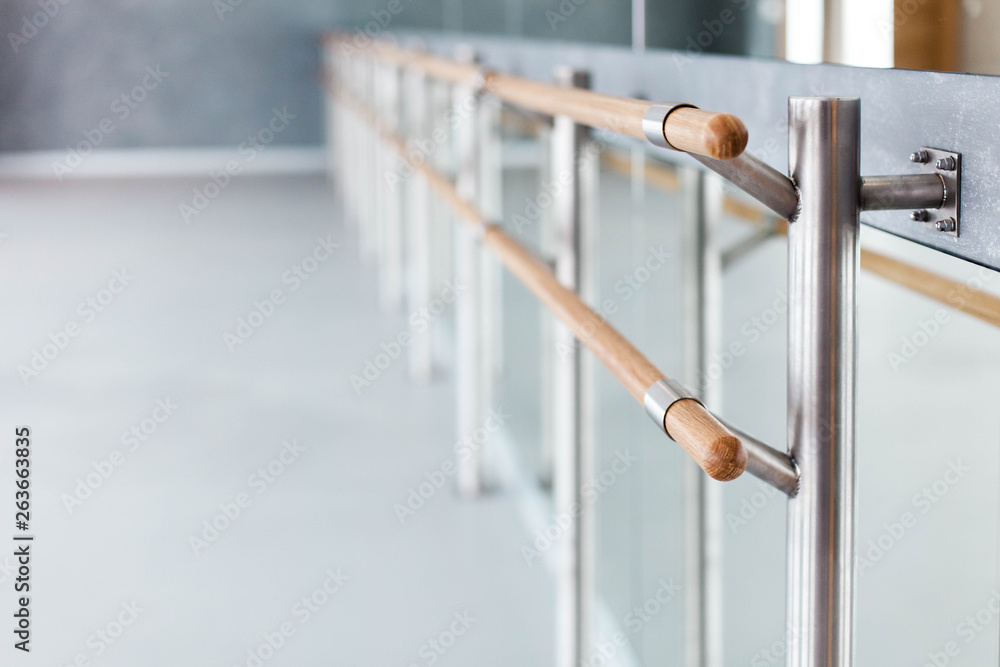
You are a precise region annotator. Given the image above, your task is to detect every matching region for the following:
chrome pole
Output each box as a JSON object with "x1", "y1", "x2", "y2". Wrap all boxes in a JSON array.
[
  {"x1": 359, "y1": 54, "x2": 377, "y2": 263},
  {"x1": 680, "y1": 166, "x2": 724, "y2": 667},
  {"x1": 406, "y1": 66, "x2": 433, "y2": 382},
  {"x1": 539, "y1": 120, "x2": 556, "y2": 489},
  {"x1": 339, "y1": 51, "x2": 354, "y2": 227},
  {"x1": 324, "y1": 48, "x2": 338, "y2": 190},
  {"x1": 552, "y1": 66, "x2": 593, "y2": 667},
  {"x1": 786, "y1": 97, "x2": 859, "y2": 667},
  {"x1": 379, "y1": 62, "x2": 404, "y2": 313},
  {"x1": 430, "y1": 77, "x2": 454, "y2": 365},
  {"x1": 455, "y1": 48, "x2": 483, "y2": 498},
  {"x1": 478, "y1": 95, "x2": 503, "y2": 411}
]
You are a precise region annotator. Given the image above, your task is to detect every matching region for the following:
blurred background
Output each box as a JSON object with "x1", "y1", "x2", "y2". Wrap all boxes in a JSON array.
[
  {"x1": 2, "y1": 0, "x2": 999, "y2": 154},
  {"x1": 0, "y1": 1, "x2": 998, "y2": 666}
]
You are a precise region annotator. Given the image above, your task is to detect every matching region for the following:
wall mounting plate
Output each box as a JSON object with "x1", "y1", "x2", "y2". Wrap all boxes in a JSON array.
[{"x1": 917, "y1": 146, "x2": 961, "y2": 238}]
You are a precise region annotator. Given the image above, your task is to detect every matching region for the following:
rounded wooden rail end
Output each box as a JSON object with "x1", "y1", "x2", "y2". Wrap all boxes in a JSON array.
[
  {"x1": 664, "y1": 107, "x2": 749, "y2": 160},
  {"x1": 664, "y1": 399, "x2": 748, "y2": 481}
]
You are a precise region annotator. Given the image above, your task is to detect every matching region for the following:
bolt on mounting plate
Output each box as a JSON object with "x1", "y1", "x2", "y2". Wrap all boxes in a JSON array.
[{"x1": 916, "y1": 146, "x2": 961, "y2": 238}]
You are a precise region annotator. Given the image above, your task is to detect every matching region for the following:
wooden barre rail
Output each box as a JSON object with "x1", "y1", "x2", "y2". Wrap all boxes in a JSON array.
[
  {"x1": 600, "y1": 151, "x2": 1000, "y2": 329},
  {"x1": 329, "y1": 35, "x2": 749, "y2": 161},
  {"x1": 331, "y1": 71, "x2": 748, "y2": 482}
]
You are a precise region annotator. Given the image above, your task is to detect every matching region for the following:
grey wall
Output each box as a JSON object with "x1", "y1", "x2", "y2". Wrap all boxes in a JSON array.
[
  {"x1": 0, "y1": 0, "x2": 766, "y2": 153},
  {"x1": 0, "y1": 0, "x2": 351, "y2": 151}
]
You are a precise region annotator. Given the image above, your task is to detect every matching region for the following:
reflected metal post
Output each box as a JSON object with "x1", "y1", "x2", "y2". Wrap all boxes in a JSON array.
[
  {"x1": 455, "y1": 48, "x2": 483, "y2": 498},
  {"x1": 324, "y1": 46, "x2": 338, "y2": 190},
  {"x1": 786, "y1": 97, "x2": 859, "y2": 667},
  {"x1": 478, "y1": 95, "x2": 503, "y2": 414},
  {"x1": 379, "y1": 62, "x2": 404, "y2": 313},
  {"x1": 430, "y1": 78, "x2": 455, "y2": 363},
  {"x1": 406, "y1": 66, "x2": 433, "y2": 382},
  {"x1": 339, "y1": 51, "x2": 353, "y2": 226},
  {"x1": 552, "y1": 66, "x2": 593, "y2": 667},
  {"x1": 680, "y1": 166, "x2": 724, "y2": 667},
  {"x1": 359, "y1": 54, "x2": 377, "y2": 263}
]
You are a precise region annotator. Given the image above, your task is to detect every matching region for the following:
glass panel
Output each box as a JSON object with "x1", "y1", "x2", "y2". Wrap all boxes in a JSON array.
[
  {"x1": 854, "y1": 227, "x2": 1000, "y2": 666},
  {"x1": 490, "y1": 95, "x2": 1000, "y2": 667},
  {"x1": 714, "y1": 184, "x2": 789, "y2": 666},
  {"x1": 591, "y1": 146, "x2": 686, "y2": 666},
  {"x1": 493, "y1": 106, "x2": 551, "y2": 485}
]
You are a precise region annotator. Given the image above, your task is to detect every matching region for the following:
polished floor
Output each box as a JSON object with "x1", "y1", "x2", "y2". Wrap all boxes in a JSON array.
[
  {"x1": 2, "y1": 164, "x2": 999, "y2": 667},
  {"x1": 0, "y1": 175, "x2": 552, "y2": 666}
]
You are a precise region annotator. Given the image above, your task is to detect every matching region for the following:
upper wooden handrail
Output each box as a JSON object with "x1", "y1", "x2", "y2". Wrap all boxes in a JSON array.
[
  {"x1": 330, "y1": 36, "x2": 749, "y2": 161},
  {"x1": 329, "y1": 69, "x2": 748, "y2": 482}
]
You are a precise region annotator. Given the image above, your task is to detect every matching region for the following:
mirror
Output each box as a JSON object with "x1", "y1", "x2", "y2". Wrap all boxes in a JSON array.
[{"x1": 340, "y1": 0, "x2": 999, "y2": 75}]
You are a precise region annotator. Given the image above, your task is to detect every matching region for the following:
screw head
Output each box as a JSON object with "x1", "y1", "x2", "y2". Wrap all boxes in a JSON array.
[
  {"x1": 910, "y1": 209, "x2": 929, "y2": 222},
  {"x1": 935, "y1": 217, "x2": 957, "y2": 232},
  {"x1": 910, "y1": 150, "x2": 929, "y2": 164},
  {"x1": 935, "y1": 156, "x2": 957, "y2": 171}
]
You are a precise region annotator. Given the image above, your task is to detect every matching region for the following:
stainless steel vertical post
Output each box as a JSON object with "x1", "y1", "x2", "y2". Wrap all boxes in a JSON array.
[
  {"x1": 786, "y1": 96, "x2": 859, "y2": 667},
  {"x1": 454, "y1": 48, "x2": 483, "y2": 498},
  {"x1": 552, "y1": 66, "x2": 593, "y2": 667},
  {"x1": 406, "y1": 66, "x2": 433, "y2": 382}
]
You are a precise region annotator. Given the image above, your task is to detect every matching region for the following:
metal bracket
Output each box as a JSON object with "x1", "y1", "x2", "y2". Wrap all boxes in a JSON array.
[{"x1": 911, "y1": 146, "x2": 961, "y2": 238}]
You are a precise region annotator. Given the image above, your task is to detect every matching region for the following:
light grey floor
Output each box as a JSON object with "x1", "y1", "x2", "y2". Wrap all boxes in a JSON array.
[{"x1": 0, "y1": 175, "x2": 552, "y2": 666}]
